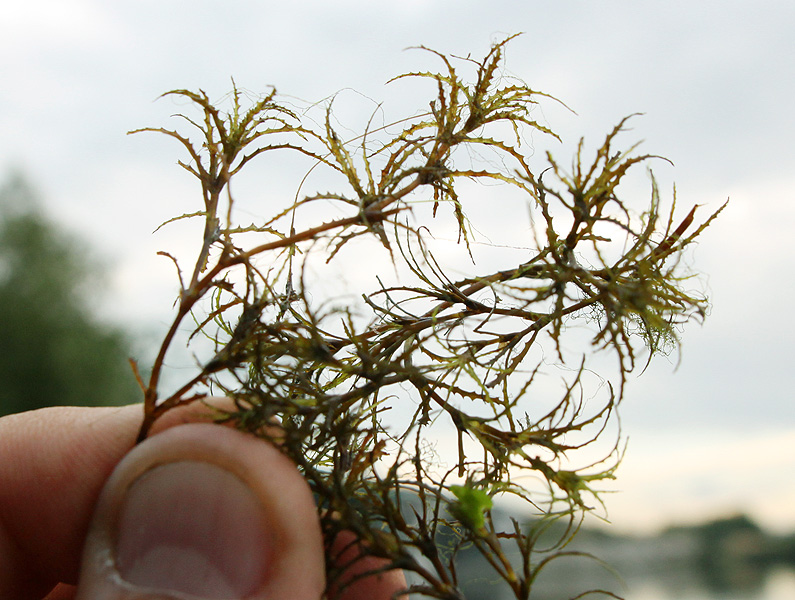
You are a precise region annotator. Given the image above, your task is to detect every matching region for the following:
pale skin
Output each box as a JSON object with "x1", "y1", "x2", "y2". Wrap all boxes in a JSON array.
[{"x1": 0, "y1": 403, "x2": 406, "y2": 600}]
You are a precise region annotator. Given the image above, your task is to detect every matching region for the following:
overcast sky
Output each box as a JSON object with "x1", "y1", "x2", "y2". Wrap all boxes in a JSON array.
[{"x1": 2, "y1": 0, "x2": 794, "y2": 533}]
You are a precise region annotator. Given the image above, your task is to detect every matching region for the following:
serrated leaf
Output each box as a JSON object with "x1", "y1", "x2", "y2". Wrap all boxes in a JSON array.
[{"x1": 153, "y1": 210, "x2": 208, "y2": 233}]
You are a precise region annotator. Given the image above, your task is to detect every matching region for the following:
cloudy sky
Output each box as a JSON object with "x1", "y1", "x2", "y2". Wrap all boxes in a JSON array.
[{"x1": 2, "y1": 0, "x2": 794, "y2": 534}]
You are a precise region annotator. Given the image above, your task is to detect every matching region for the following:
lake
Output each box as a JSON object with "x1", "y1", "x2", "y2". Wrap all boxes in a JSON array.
[
  {"x1": 448, "y1": 565, "x2": 795, "y2": 599},
  {"x1": 447, "y1": 525, "x2": 795, "y2": 600},
  {"x1": 622, "y1": 566, "x2": 795, "y2": 600},
  {"x1": 405, "y1": 511, "x2": 795, "y2": 599}
]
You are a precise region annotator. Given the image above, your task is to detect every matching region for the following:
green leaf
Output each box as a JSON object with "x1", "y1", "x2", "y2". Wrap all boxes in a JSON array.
[{"x1": 449, "y1": 484, "x2": 493, "y2": 531}]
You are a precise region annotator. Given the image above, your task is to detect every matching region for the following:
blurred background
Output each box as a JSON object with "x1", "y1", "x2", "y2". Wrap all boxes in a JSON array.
[
  {"x1": 0, "y1": 174, "x2": 139, "y2": 414},
  {"x1": 2, "y1": 1, "x2": 793, "y2": 598}
]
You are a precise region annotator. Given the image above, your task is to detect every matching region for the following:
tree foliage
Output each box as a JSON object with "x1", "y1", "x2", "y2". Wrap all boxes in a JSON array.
[
  {"x1": 132, "y1": 36, "x2": 724, "y2": 599},
  {"x1": 0, "y1": 174, "x2": 139, "y2": 416}
]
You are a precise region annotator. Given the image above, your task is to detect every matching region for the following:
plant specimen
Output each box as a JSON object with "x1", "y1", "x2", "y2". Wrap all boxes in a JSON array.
[{"x1": 130, "y1": 35, "x2": 724, "y2": 599}]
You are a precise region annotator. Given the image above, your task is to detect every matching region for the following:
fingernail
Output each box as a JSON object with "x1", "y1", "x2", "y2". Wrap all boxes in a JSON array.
[
  {"x1": 114, "y1": 461, "x2": 272, "y2": 598},
  {"x1": 77, "y1": 424, "x2": 325, "y2": 600}
]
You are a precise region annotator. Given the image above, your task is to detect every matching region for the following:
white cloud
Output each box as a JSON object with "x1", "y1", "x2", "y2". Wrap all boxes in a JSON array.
[
  {"x1": 2, "y1": 0, "x2": 122, "y2": 51},
  {"x1": 600, "y1": 428, "x2": 795, "y2": 533}
]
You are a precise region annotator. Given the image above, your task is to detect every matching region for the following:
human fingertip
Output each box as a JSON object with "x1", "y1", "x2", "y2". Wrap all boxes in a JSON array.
[{"x1": 75, "y1": 424, "x2": 325, "y2": 600}]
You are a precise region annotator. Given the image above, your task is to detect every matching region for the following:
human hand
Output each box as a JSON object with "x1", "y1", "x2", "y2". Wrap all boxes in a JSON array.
[{"x1": 0, "y1": 405, "x2": 406, "y2": 599}]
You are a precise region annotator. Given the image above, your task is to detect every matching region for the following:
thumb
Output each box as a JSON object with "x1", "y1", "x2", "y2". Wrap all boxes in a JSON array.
[{"x1": 76, "y1": 423, "x2": 325, "y2": 600}]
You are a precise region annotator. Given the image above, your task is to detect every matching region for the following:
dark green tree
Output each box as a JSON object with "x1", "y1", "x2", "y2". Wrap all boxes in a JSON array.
[{"x1": 0, "y1": 173, "x2": 139, "y2": 416}]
